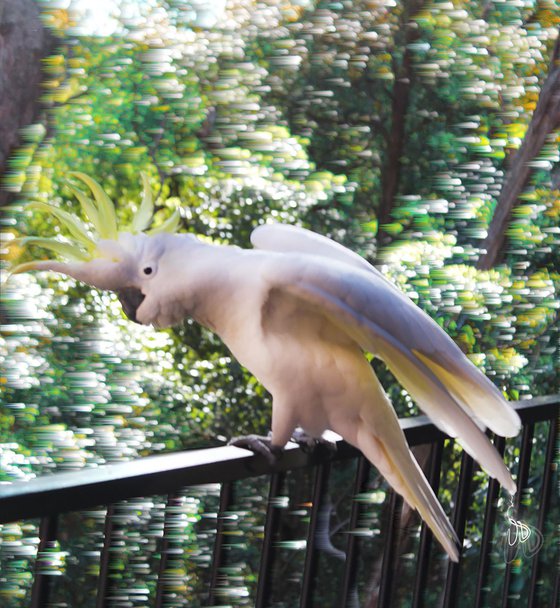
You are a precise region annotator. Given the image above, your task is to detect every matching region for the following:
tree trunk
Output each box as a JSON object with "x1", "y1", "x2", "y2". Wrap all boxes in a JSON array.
[
  {"x1": 0, "y1": 0, "x2": 55, "y2": 208},
  {"x1": 477, "y1": 37, "x2": 560, "y2": 270},
  {"x1": 376, "y1": 0, "x2": 424, "y2": 248}
]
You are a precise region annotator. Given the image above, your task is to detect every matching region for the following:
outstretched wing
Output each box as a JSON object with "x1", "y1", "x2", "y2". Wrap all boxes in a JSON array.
[
  {"x1": 252, "y1": 222, "x2": 378, "y2": 275},
  {"x1": 256, "y1": 236, "x2": 519, "y2": 493},
  {"x1": 253, "y1": 224, "x2": 521, "y2": 435}
]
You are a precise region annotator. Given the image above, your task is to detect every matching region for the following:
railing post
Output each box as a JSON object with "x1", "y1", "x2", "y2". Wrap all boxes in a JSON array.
[
  {"x1": 255, "y1": 472, "x2": 285, "y2": 608},
  {"x1": 501, "y1": 424, "x2": 534, "y2": 608},
  {"x1": 208, "y1": 481, "x2": 233, "y2": 605},
  {"x1": 30, "y1": 514, "x2": 59, "y2": 608},
  {"x1": 377, "y1": 490, "x2": 403, "y2": 607},
  {"x1": 443, "y1": 448, "x2": 475, "y2": 608},
  {"x1": 412, "y1": 439, "x2": 445, "y2": 608},
  {"x1": 155, "y1": 493, "x2": 183, "y2": 608},
  {"x1": 96, "y1": 504, "x2": 116, "y2": 608},
  {"x1": 300, "y1": 462, "x2": 331, "y2": 608},
  {"x1": 474, "y1": 435, "x2": 506, "y2": 608},
  {"x1": 528, "y1": 418, "x2": 557, "y2": 608},
  {"x1": 340, "y1": 456, "x2": 370, "y2": 608}
]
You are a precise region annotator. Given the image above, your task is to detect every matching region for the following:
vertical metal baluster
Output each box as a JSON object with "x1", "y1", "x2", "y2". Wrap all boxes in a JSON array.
[
  {"x1": 300, "y1": 463, "x2": 331, "y2": 608},
  {"x1": 255, "y1": 472, "x2": 285, "y2": 608},
  {"x1": 552, "y1": 563, "x2": 560, "y2": 608},
  {"x1": 340, "y1": 456, "x2": 370, "y2": 608},
  {"x1": 474, "y1": 435, "x2": 506, "y2": 608},
  {"x1": 30, "y1": 514, "x2": 59, "y2": 608},
  {"x1": 377, "y1": 490, "x2": 403, "y2": 607},
  {"x1": 412, "y1": 439, "x2": 445, "y2": 608},
  {"x1": 208, "y1": 481, "x2": 233, "y2": 605},
  {"x1": 96, "y1": 504, "x2": 116, "y2": 608},
  {"x1": 156, "y1": 493, "x2": 182, "y2": 608},
  {"x1": 443, "y1": 448, "x2": 474, "y2": 608},
  {"x1": 549, "y1": 423, "x2": 559, "y2": 608},
  {"x1": 550, "y1": 568, "x2": 560, "y2": 606},
  {"x1": 528, "y1": 419, "x2": 557, "y2": 608},
  {"x1": 501, "y1": 424, "x2": 534, "y2": 608}
]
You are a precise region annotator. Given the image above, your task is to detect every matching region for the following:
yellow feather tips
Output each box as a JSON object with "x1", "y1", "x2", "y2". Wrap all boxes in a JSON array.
[
  {"x1": 10, "y1": 171, "x2": 182, "y2": 275},
  {"x1": 26, "y1": 202, "x2": 96, "y2": 253},
  {"x1": 70, "y1": 172, "x2": 118, "y2": 240},
  {"x1": 64, "y1": 171, "x2": 180, "y2": 237},
  {"x1": 147, "y1": 208, "x2": 181, "y2": 236},
  {"x1": 11, "y1": 237, "x2": 90, "y2": 262},
  {"x1": 65, "y1": 184, "x2": 103, "y2": 237},
  {"x1": 131, "y1": 173, "x2": 155, "y2": 233},
  {"x1": 9, "y1": 260, "x2": 47, "y2": 275}
]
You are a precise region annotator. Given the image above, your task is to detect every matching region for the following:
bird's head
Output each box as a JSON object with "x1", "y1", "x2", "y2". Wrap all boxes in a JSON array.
[{"x1": 8, "y1": 172, "x2": 186, "y2": 324}]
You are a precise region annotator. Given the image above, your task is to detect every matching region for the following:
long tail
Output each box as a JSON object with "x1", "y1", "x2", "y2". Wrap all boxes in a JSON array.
[
  {"x1": 356, "y1": 422, "x2": 460, "y2": 562},
  {"x1": 376, "y1": 338, "x2": 516, "y2": 494}
]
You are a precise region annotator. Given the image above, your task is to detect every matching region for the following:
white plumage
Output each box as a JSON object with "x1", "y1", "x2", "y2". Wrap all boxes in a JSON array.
[{"x1": 12, "y1": 176, "x2": 521, "y2": 562}]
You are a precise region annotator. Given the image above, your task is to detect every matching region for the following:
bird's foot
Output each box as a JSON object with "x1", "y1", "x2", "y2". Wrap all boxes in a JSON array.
[
  {"x1": 229, "y1": 433, "x2": 283, "y2": 466},
  {"x1": 291, "y1": 428, "x2": 338, "y2": 454}
]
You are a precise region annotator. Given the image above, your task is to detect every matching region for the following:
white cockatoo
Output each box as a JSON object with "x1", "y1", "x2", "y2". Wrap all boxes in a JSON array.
[{"x1": 10, "y1": 173, "x2": 521, "y2": 562}]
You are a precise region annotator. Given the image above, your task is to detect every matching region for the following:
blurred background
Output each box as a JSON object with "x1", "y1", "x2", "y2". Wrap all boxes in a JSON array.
[{"x1": 0, "y1": 1, "x2": 558, "y2": 606}]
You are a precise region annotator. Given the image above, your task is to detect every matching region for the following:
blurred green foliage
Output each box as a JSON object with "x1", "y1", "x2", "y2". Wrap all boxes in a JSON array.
[{"x1": 0, "y1": 0, "x2": 558, "y2": 606}]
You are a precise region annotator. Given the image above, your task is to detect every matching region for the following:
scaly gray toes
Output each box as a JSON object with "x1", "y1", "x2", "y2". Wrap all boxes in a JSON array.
[
  {"x1": 229, "y1": 434, "x2": 282, "y2": 466},
  {"x1": 291, "y1": 428, "x2": 338, "y2": 453}
]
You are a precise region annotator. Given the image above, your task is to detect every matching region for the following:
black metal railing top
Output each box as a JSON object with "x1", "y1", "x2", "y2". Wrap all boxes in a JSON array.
[
  {"x1": 0, "y1": 395, "x2": 556, "y2": 525},
  {"x1": 0, "y1": 395, "x2": 557, "y2": 608}
]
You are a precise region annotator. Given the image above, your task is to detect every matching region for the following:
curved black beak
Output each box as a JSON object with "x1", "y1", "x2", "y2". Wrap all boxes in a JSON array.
[{"x1": 116, "y1": 287, "x2": 145, "y2": 324}]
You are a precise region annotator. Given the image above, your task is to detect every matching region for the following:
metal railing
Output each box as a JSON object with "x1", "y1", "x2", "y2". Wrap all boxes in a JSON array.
[{"x1": 0, "y1": 395, "x2": 558, "y2": 607}]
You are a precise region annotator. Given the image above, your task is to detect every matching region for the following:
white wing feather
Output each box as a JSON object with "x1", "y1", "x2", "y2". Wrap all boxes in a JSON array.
[{"x1": 252, "y1": 223, "x2": 521, "y2": 440}]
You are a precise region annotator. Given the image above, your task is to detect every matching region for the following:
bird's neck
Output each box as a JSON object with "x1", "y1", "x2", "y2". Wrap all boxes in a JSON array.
[{"x1": 181, "y1": 241, "x2": 252, "y2": 334}]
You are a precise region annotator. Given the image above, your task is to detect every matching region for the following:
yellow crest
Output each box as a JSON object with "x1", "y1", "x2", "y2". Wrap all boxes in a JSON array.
[{"x1": 9, "y1": 172, "x2": 181, "y2": 274}]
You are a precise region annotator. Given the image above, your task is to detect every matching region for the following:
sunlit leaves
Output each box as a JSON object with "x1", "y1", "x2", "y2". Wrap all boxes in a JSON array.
[
  {"x1": 2, "y1": 0, "x2": 558, "y2": 487},
  {"x1": 0, "y1": 2, "x2": 559, "y2": 606}
]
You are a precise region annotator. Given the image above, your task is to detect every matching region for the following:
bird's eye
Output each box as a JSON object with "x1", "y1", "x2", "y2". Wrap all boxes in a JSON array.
[{"x1": 140, "y1": 262, "x2": 157, "y2": 278}]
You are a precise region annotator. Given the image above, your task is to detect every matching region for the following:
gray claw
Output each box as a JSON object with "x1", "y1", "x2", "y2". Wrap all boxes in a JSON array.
[
  {"x1": 291, "y1": 428, "x2": 338, "y2": 453},
  {"x1": 229, "y1": 434, "x2": 282, "y2": 466}
]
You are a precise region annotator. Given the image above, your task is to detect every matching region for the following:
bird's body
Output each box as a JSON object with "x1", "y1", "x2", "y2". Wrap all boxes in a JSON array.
[
  {"x1": 134, "y1": 236, "x2": 374, "y2": 447},
  {"x1": 127, "y1": 229, "x2": 519, "y2": 561},
  {"x1": 12, "y1": 174, "x2": 522, "y2": 562}
]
